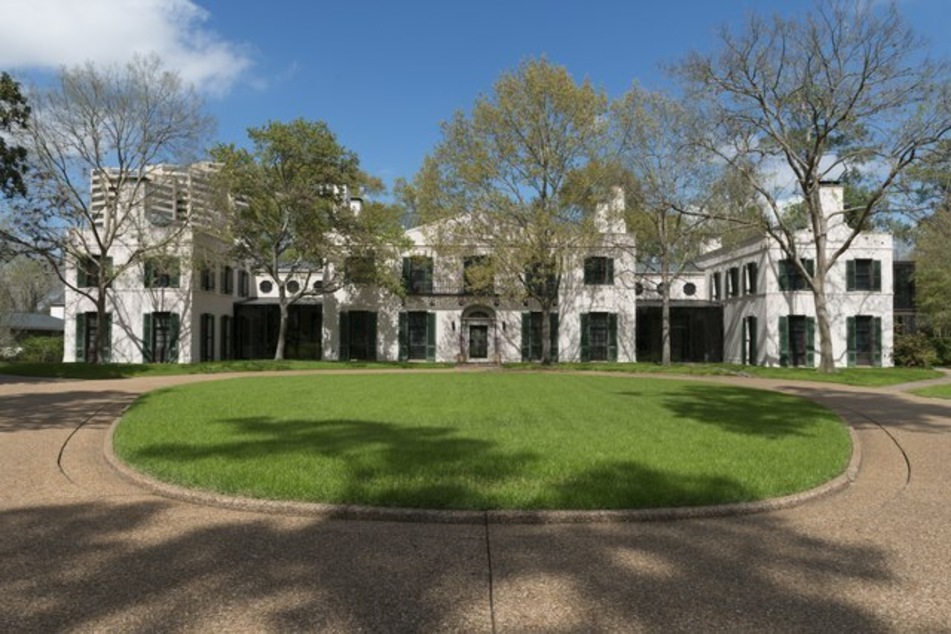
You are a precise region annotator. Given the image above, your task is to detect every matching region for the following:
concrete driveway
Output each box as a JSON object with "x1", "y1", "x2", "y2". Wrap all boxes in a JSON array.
[{"x1": 1, "y1": 371, "x2": 949, "y2": 632}]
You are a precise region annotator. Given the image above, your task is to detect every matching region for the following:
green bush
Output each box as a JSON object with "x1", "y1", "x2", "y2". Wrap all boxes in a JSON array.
[
  {"x1": 18, "y1": 335, "x2": 64, "y2": 363},
  {"x1": 892, "y1": 332, "x2": 937, "y2": 367},
  {"x1": 930, "y1": 336, "x2": 951, "y2": 366}
]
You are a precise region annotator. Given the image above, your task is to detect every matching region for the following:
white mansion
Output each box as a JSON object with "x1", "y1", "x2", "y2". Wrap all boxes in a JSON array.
[{"x1": 63, "y1": 165, "x2": 896, "y2": 367}]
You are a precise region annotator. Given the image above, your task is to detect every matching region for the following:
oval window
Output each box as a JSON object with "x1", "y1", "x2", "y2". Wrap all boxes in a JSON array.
[
  {"x1": 286, "y1": 280, "x2": 300, "y2": 293},
  {"x1": 259, "y1": 280, "x2": 273, "y2": 293},
  {"x1": 684, "y1": 282, "x2": 697, "y2": 296}
]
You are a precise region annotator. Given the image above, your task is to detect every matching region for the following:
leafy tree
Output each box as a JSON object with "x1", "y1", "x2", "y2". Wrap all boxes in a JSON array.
[
  {"x1": 1, "y1": 55, "x2": 213, "y2": 363},
  {"x1": 408, "y1": 58, "x2": 613, "y2": 364},
  {"x1": 211, "y1": 118, "x2": 404, "y2": 360},
  {"x1": 675, "y1": 1, "x2": 951, "y2": 372},
  {"x1": 0, "y1": 71, "x2": 30, "y2": 200},
  {"x1": 915, "y1": 202, "x2": 951, "y2": 335},
  {"x1": 0, "y1": 256, "x2": 58, "y2": 313},
  {"x1": 612, "y1": 86, "x2": 723, "y2": 365}
]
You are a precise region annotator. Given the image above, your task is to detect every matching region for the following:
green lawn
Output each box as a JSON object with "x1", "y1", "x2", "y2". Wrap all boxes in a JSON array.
[
  {"x1": 910, "y1": 384, "x2": 951, "y2": 399},
  {"x1": 114, "y1": 373, "x2": 851, "y2": 511}
]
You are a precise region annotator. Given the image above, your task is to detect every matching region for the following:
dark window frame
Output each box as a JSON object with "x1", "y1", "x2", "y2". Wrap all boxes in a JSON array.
[{"x1": 583, "y1": 256, "x2": 614, "y2": 286}]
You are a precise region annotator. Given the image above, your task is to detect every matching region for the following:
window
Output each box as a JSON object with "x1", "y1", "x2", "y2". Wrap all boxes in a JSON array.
[
  {"x1": 711, "y1": 272, "x2": 722, "y2": 300},
  {"x1": 727, "y1": 267, "x2": 740, "y2": 297},
  {"x1": 464, "y1": 255, "x2": 494, "y2": 294},
  {"x1": 847, "y1": 315, "x2": 882, "y2": 366},
  {"x1": 144, "y1": 257, "x2": 180, "y2": 288},
  {"x1": 238, "y1": 270, "x2": 250, "y2": 297},
  {"x1": 523, "y1": 260, "x2": 555, "y2": 297},
  {"x1": 199, "y1": 313, "x2": 215, "y2": 362},
  {"x1": 744, "y1": 262, "x2": 758, "y2": 295},
  {"x1": 778, "y1": 315, "x2": 814, "y2": 367},
  {"x1": 521, "y1": 312, "x2": 559, "y2": 362},
  {"x1": 581, "y1": 312, "x2": 617, "y2": 362},
  {"x1": 75, "y1": 312, "x2": 111, "y2": 363},
  {"x1": 742, "y1": 316, "x2": 757, "y2": 365},
  {"x1": 398, "y1": 311, "x2": 436, "y2": 361},
  {"x1": 220, "y1": 315, "x2": 232, "y2": 361},
  {"x1": 200, "y1": 266, "x2": 216, "y2": 291},
  {"x1": 77, "y1": 255, "x2": 111, "y2": 288},
  {"x1": 778, "y1": 258, "x2": 813, "y2": 291},
  {"x1": 345, "y1": 255, "x2": 376, "y2": 285},
  {"x1": 402, "y1": 256, "x2": 434, "y2": 294},
  {"x1": 583, "y1": 257, "x2": 614, "y2": 285},
  {"x1": 143, "y1": 312, "x2": 179, "y2": 363},
  {"x1": 221, "y1": 267, "x2": 234, "y2": 295},
  {"x1": 259, "y1": 280, "x2": 273, "y2": 294},
  {"x1": 635, "y1": 282, "x2": 644, "y2": 296},
  {"x1": 846, "y1": 259, "x2": 881, "y2": 292},
  {"x1": 339, "y1": 310, "x2": 377, "y2": 361},
  {"x1": 683, "y1": 282, "x2": 697, "y2": 297}
]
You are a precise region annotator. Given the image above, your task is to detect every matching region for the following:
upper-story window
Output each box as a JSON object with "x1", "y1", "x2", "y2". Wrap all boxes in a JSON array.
[
  {"x1": 199, "y1": 266, "x2": 216, "y2": 291},
  {"x1": 238, "y1": 270, "x2": 250, "y2": 297},
  {"x1": 345, "y1": 255, "x2": 376, "y2": 285},
  {"x1": 144, "y1": 257, "x2": 180, "y2": 288},
  {"x1": 77, "y1": 255, "x2": 112, "y2": 288},
  {"x1": 727, "y1": 267, "x2": 740, "y2": 297},
  {"x1": 847, "y1": 259, "x2": 881, "y2": 292},
  {"x1": 464, "y1": 255, "x2": 494, "y2": 294},
  {"x1": 402, "y1": 256, "x2": 434, "y2": 294},
  {"x1": 221, "y1": 266, "x2": 234, "y2": 295},
  {"x1": 710, "y1": 271, "x2": 722, "y2": 300},
  {"x1": 744, "y1": 262, "x2": 758, "y2": 295},
  {"x1": 778, "y1": 258, "x2": 814, "y2": 291},
  {"x1": 583, "y1": 257, "x2": 614, "y2": 285}
]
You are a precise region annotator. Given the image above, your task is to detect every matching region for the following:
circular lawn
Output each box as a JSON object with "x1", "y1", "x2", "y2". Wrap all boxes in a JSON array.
[{"x1": 113, "y1": 373, "x2": 851, "y2": 510}]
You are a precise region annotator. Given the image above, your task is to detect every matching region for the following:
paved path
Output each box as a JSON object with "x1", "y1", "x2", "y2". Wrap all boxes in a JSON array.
[{"x1": 1, "y1": 371, "x2": 949, "y2": 632}]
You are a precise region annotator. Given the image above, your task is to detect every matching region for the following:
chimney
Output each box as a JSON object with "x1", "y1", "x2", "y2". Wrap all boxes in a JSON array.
[{"x1": 595, "y1": 186, "x2": 626, "y2": 233}]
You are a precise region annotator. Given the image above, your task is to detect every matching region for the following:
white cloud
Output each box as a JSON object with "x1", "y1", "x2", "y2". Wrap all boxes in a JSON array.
[{"x1": 0, "y1": 0, "x2": 252, "y2": 95}]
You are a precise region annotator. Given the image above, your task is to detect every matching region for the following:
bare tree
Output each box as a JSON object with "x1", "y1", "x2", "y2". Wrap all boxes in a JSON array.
[
  {"x1": 612, "y1": 86, "x2": 723, "y2": 365},
  {"x1": 2, "y1": 55, "x2": 213, "y2": 363},
  {"x1": 675, "y1": 1, "x2": 951, "y2": 372}
]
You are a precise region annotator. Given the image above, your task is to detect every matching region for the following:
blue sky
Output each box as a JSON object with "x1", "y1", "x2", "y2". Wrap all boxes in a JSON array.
[{"x1": 3, "y1": 1, "x2": 950, "y2": 192}]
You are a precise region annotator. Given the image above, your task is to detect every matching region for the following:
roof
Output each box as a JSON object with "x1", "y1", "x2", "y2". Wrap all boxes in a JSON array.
[{"x1": 0, "y1": 313, "x2": 65, "y2": 332}]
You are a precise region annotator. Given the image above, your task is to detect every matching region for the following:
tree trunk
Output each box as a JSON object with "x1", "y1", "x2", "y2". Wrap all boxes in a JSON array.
[
  {"x1": 813, "y1": 280, "x2": 836, "y2": 373},
  {"x1": 94, "y1": 289, "x2": 107, "y2": 365},
  {"x1": 661, "y1": 259, "x2": 671, "y2": 366},
  {"x1": 541, "y1": 301, "x2": 552, "y2": 365},
  {"x1": 810, "y1": 191, "x2": 836, "y2": 373},
  {"x1": 275, "y1": 288, "x2": 288, "y2": 361}
]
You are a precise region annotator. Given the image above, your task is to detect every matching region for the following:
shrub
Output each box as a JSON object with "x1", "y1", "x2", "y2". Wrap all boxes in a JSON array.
[
  {"x1": 18, "y1": 335, "x2": 64, "y2": 363},
  {"x1": 892, "y1": 332, "x2": 937, "y2": 367}
]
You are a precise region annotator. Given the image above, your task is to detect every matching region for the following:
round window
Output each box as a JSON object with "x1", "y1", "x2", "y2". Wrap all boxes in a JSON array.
[
  {"x1": 635, "y1": 282, "x2": 644, "y2": 296},
  {"x1": 286, "y1": 280, "x2": 300, "y2": 293},
  {"x1": 259, "y1": 280, "x2": 273, "y2": 293},
  {"x1": 684, "y1": 282, "x2": 697, "y2": 296}
]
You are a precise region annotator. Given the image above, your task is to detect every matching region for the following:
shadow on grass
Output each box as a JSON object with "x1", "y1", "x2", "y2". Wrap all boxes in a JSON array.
[{"x1": 122, "y1": 413, "x2": 760, "y2": 510}]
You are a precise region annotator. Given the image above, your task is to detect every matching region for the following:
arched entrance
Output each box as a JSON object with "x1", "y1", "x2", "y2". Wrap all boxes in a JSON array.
[{"x1": 461, "y1": 305, "x2": 496, "y2": 362}]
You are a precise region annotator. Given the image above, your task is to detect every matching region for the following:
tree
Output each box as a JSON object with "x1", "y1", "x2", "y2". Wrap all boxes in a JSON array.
[
  {"x1": 1, "y1": 55, "x2": 213, "y2": 363},
  {"x1": 0, "y1": 71, "x2": 30, "y2": 200},
  {"x1": 408, "y1": 58, "x2": 613, "y2": 364},
  {"x1": 675, "y1": 1, "x2": 951, "y2": 372},
  {"x1": 612, "y1": 86, "x2": 724, "y2": 365},
  {"x1": 915, "y1": 203, "x2": 951, "y2": 335},
  {"x1": 211, "y1": 118, "x2": 404, "y2": 360}
]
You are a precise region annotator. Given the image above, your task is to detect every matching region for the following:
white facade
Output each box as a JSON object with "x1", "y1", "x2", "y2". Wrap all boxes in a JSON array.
[{"x1": 62, "y1": 168, "x2": 895, "y2": 367}]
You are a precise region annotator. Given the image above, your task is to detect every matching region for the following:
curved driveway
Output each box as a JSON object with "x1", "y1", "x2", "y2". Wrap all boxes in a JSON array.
[{"x1": 1, "y1": 370, "x2": 949, "y2": 632}]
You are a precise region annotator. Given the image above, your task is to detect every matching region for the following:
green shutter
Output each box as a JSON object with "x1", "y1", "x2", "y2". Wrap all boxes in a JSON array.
[
  {"x1": 550, "y1": 312, "x2": 559, "y2": 362},
  {"x1": 170, "y1": 258, "x2": 181, "y2": 288},
  {"x1": 580, "y1": 313, "x2": 590, "y2": 362},
  {"x1": 521, "y1": 312, "x2": 530, "y2": 361},
  {"x1": 749, "y1": 316, "x2": 757, "y2": 366},
  {"x1": 143, "y1": 313, "x2": 152, "y2": 362},
  {"x1": 606, "y1": 258, "x2": 615, "y2": 285},
  {"x1": 608, "y1": 313, "x2": 618, "y2": 362},
  {"x1": 169, "y1": 313, "x2": 180, "y2": 362},
  {"x1": 398, "y1": 312, "x2": 408, "y2": 361},
  {"x1": 426, "y1": 312, "x2": 436, "y2": 362},
  {"x1": 102, "y1": 314, "x2": 112, "y2": 363},
  {"x1": 368, "y1": 312, "x2": 378, "y2": 361},
  {"x1": 779, "y1": 316, "x2": 789, "y2": 366},
  {"x1": 77, "y1": 259, "x2": 88, "y2": 288},
  {"x1": 778, "y1": 261, "x2": 788, "y2": 291},
  {"x1": 806, "y1": 317, "x2": 816, "y2": 367},
  {"x1": 401, "y1": 258, "x2": 410, "y2": 292},
  {"x1": 846, "y1": 260, "x2": 856, "y2": 291},
  {"x1": 220, "y1": 316, "x2": 229, "y2": 360},
  {"x1": 873, "y1": 260, "x2": 882, "y2": 292},
  {"x1": 749, "y1": 263, "x2": 758, "y2": 294},
  {"x1": 75, "y1": 313, "x2": 86, "y2": 362},
  {"x1": 847, "y1": 316, "x2": 856, "y2": 367},
  {"x1": 339, "y1": 311, "x2": 350, "y2": 361},
  {"x1": 873, "y1": 317, "x2": 882, "y2": 367},
  {"x1": 143, "y1": 260, "x2": 153, "y2": 288}
]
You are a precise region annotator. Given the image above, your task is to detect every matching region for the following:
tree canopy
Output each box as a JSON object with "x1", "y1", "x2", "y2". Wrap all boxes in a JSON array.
[{"x1": 0, "y1": 72, "x2": 30, "y2": 200}]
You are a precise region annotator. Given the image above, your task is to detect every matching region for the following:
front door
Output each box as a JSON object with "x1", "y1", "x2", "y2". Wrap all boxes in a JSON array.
[{"x1": 469, "y1": 325, "x2": 488, "y2": 359}]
